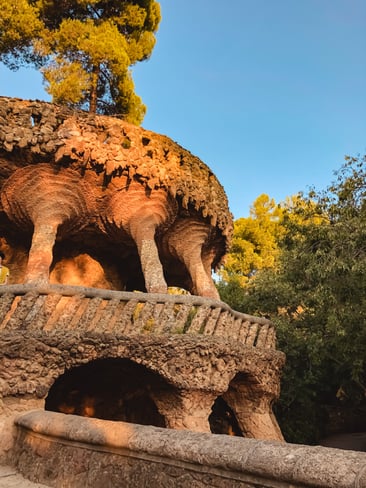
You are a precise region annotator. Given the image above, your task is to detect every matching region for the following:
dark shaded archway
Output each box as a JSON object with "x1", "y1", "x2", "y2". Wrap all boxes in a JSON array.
[
  {"x1": 45, "y1": 358, "x2": 169, "y2": 427},
  {"x1": 209, "y1": 396, "x2": 243, "y2": 436}
]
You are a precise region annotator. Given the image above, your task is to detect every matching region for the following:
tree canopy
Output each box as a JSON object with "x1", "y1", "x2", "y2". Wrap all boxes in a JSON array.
[
  {"x1": 219, "y1": 156, "x2": 366, "y2": 443},
  {"x1": 220, "y1": 194, "x2": 282, "y2": 287},
  {"x1": 0, "y1": 0, "x2": 161, "y2": 123}
]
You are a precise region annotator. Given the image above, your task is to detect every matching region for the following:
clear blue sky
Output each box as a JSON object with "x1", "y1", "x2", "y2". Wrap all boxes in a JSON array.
[{"x1": 0, "y1": 0, "x2": 365, "y2": 218}]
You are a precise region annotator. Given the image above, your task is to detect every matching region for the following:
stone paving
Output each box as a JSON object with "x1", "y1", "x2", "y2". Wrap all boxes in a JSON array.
[{"x1": 0, "y1": 466, "x2": 47, "y2": 487}]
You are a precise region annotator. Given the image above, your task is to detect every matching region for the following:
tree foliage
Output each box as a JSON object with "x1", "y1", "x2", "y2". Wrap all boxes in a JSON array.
[
  {"x1": 219, "y1": 156, "x2": 366, "y2": 443},
  {"x1": 0, "y1": 0, "x2": 161, "y2": 123},
  {"x1": 220, "y1": 194, "x2": 283, "y2": 287}
]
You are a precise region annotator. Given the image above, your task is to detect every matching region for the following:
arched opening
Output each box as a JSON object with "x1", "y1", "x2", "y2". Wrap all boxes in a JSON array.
[
  {"x1": 209, "y1": 396, "x2": 243, "y2": 436},
  {"x1": 45, "y1": 358, "x2": 168, "y2": 427}
]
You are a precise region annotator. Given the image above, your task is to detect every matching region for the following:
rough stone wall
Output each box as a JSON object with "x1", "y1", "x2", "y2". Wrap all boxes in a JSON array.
[
  {"x1": 0, "y1": 284, "x2": 284, "y2": 456},
  {"x1": 0, "y1": 97, "x2": 231, "y2": 234},
  {"x1": 11, "y1": 411, "x2": 366, "y2": 488},
  {"x1": 0, "y1": 330, "x2": 283, "y2": 398},
  {"x1": 0, "y1": 326, "x2": 284, "y2": 460}
]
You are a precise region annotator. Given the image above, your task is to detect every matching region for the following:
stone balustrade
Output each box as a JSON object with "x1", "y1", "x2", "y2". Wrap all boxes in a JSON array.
[{"x1": 0, "y1": 284, "x2": 276, "y2": 349}]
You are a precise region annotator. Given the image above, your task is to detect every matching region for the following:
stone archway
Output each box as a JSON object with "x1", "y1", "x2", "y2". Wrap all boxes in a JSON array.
[
  {"x1": 209, "y1": 396, "x2": 243, "y2": 436},
  {"x1": 45, "y1": 358, "x2": 169, "y2": 428}
]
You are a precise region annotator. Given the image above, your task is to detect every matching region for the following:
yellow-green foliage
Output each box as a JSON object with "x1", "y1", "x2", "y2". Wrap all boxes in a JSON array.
[
  {"x1": 167, "y1": 286, "x2": 191, "y2": 296},
  {"x1": 221, "y1": 194, "x2": 283, "y2": 286},
  {"x1": 184, "y1": 307, "x2": 198, "y2": 332},
  {"x1": 142, "y1": 317, "x2": 155, "y2": 333},
  {"x1": 0, "y1": 0, "x2": 42, "y2": 51},
  {"x1": 42, "y1": 60, "x2": 91, "y2": 104},
  {"x1": 0, "y1": 0, "x2": 161, "y2": 123},
  {"x1": 221, "y1": 193, "x2": 327, "y2": 287}
]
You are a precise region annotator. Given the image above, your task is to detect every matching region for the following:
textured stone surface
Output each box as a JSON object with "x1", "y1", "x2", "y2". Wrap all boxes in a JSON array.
[
  {"x1": 0, "y1": 466, "x2": 47, "y2": 487},
  {"x1": 0, "y1": 284, "x2": 278, "y2": 349},
  {"x1": 0, "y1": 96, "x2": 288, "y2": 484},
  {"x1": 0, "y1": 96, "x2": 233, "y2": 297},
  {"x1": 10, "y1": 410, "x2": 366, "y2": 488},
  {"x1": 0, "y1": 309, "x2": 283, "y2": 392},
  {"x1": 0, "y1": 323, "x2": 284, "y2": 459},
  {"x1": 0, "y1": 284, "x2": 282, "y2": 446}
]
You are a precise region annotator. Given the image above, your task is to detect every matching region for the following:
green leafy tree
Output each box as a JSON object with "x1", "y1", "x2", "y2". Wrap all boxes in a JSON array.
[
  {"x1": 0, "y1": 0, "x2": 161, "y2": 123},
  {"x1": 217, "y1": 193, "x2": 311, "y2": 310},
  {"x1": 220, "y1": 156, "x2": 366, "y2": 444},
  {"x1": 220, "y1": 194, "x2": 283, "y2": 287}
]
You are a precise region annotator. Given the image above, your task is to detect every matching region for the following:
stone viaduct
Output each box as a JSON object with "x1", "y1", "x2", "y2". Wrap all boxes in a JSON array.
[{"x1": 0, "y1": 97, "x2": 365, "y2": 487}]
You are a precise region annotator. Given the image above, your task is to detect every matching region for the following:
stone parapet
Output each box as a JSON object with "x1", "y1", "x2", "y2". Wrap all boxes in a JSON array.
[
  {"x1": 12, "y1": 410, "x2": 366, "y2": 488},
  {"x1": 0, "y1": 284, "x2": 276, "y2": 349}
]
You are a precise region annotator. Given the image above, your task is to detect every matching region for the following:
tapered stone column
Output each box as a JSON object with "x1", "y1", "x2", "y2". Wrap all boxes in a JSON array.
[
  {"x1": 100, "y1": 180, "x2": 178, "y2": 294},
  {"x1": 130, "y1": 219, "x2": 167, "y2": 293},
  {"x1": 25, "y1": 220, "x2": 60, "y2": 284},
  {"x1": 153, "y1": 390, "x2": 217, "y2": 433},
  {"x1": 224, "y1": 383, "x2": 284, "y2": 441}
]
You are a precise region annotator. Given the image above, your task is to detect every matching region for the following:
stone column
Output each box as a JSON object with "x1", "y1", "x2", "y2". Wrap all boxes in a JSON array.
[
  {"x1": 25, "y1": 220, "x2": 60, "y2": 284},
  {"x1": 153, "y1": 390, "x2": 217, "y2": 433},
  {"x1": 129, "y1": 218, "x2": 167, "y2": 294},
  {"x1": 224, "y1": 384, "x2": 284, "y2": 441},
  {"x1": 100, "y1": 182, "x2": 177, "y2": 294},
  {"x1": 1, "y1": 164, "x2": 95, "y2": 285}
]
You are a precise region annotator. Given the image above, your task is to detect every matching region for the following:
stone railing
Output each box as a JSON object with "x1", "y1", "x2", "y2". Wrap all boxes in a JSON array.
[
  {"x1": 12, "y1": 410, "x2": 366, "y2": 488},
  {"x1": 0, "y1": 284, "x2": 276, "y2": 349}
]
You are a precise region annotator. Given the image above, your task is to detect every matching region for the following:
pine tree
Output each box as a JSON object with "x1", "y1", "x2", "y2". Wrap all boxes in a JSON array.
[{"x1": 0, "y1": 0, "x2": 161, "y2": 123}]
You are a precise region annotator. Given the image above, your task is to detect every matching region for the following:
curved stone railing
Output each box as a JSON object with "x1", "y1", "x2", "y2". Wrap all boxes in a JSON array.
[
  {"x1": 0, "y1": 284, "x2": 276, "y2": 349},
  {"x1": 12, "y1": 410, "x2": 366, "y2": 488}
]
